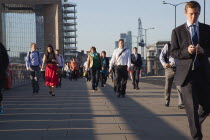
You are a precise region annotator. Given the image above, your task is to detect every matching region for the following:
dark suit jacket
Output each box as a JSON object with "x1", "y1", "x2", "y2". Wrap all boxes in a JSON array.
[
  {"x1": 131, "y1": 53, "x2": 142, "y2": 70},
  {"x1": 171, "y1": 22, "x2": 210, "y2": 86}
]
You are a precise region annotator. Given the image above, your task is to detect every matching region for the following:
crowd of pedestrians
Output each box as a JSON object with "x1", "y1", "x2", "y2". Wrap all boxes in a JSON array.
[{"x1": 1, "y1": 1, "x2": 210, "y2": 140}]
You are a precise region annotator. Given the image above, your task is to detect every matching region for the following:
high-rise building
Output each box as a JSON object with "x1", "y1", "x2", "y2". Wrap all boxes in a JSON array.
[
  {"x1": 0, "y1": 0, "x2": 78, "y2": 63},
  {"x1": 62, "y1": 0, "x2": 77, "y2": 62},
  {"x1": 115, "y1": 31, "x2": 132, "y2": 52}
]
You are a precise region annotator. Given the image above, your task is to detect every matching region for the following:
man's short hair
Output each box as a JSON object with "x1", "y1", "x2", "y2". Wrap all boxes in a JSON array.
[
  {"x1": 30, "y1": 43, "x2": 36, "y2": 48},
  {"x1": 133, "y1": 47, "x2": 137, "y2": 50},
  {"x1": 90, "y1": 46, "x2": 96, "y2": 52},
  {"x1": 185, "y1": 1, "x2": 201, "y2": 12},
  {"x1": 56, "y1": 49, "x2": 59, "y2": 51},
  {"x1": 118, "y1": 39, "x2": 124, "y2": 43}
]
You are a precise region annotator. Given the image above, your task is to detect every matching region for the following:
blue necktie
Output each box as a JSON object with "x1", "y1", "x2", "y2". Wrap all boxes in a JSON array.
[
  {"x1": 191, "y1": 25, "x2": 199, "y2": 68},
  {"x1": 191, "y1": 25, "x2": 198, "y2": 46}
]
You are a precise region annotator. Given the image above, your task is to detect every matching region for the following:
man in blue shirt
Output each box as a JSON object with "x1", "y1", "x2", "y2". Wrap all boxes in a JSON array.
[
  {"x1": 159, "y1": 42, "x2": 184, "y2": 109},
  {"x1": 26, "y1": 43, "x2": 43, "y2": 93}
]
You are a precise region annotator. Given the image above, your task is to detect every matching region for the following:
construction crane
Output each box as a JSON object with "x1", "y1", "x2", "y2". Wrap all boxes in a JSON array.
[{"x1": 138, "y1": 18, "x2": 144, "y2": 58}]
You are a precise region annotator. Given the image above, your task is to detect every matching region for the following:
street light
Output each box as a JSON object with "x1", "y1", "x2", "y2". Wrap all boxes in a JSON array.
[
  {"x1": 163, "y1": 1, "x2": 187, "y2": 28},
  {"x1": 143, "y1": 27, "x2": 154, "y2": 59},
  {"x1": 204, "y1": 0, "x2": 206, "y2": 24}
]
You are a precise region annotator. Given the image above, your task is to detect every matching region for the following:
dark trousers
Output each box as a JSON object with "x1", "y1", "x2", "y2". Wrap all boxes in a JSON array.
[
  {"x1": 58, "y1": 66, "x2": 63, "y2": 86},
  {"x1": 115, "y1": 66, "x2": 128, "y2": 95},
  {"x1": 132, "y1": 66, "x2": 140, "y2": 88},
  {"x1": 30, "y1": 66, "x2": 40, "y2": 92},
  {"x1": 71, "y1": 70, "x2": 78, "y2": 80},
  {"x1": 101, "y1": 73, "x2": 108, "y2": 86},
  {"x1": 181, "y1": 70, "x2": 210, "y2": 140},
  {"x1": 0, "y1": 73, "x2": 6, "y2": 104},
  {"x1": 90, "y1": 67, "x2": 100, "y2": 90}
]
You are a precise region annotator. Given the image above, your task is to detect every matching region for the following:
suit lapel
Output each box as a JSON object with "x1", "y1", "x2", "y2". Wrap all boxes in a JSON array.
[{"x1": 183, "y1": 23, "x2": 192, "y2": 45}]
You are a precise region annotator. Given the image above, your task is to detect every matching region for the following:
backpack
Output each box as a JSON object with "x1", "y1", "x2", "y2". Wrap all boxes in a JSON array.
[{"x1": 164, "y1": 42, "x2": 171, "y2": 63}]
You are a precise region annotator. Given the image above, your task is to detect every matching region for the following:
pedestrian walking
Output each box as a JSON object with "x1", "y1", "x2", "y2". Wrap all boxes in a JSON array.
[
  {"x1": 131, "y1": 47, "x2": 142, "y2": 90},
  {"x1": 86, "y1": 47, "x2": 101, "y2": 92},
  {"x1": 41, "y1": 44, "x2": 59, "y2": 96},
  {"x1": 84, "y1": 60, "x2": 91, "y2": 81},
  {"x1": 55, "y1": 50, "x2": 64, "y2": 87},
  {"x1": 70, "y1": 58, "x2": 79, "y2": 80},
  {"x1": 109, "y1": 39, "x2": 131, "y2": 98},
  {"x1": 100, "y1": 51, "x2": 109, "y2": 87},
  {"x1": 171, "y1": 1, "x2": 210, "y2": 139},
  {"x1": 26, "y1": 43, "x2": 43, "y2": 93},
  {"x1": 63, "y1": 62, "x2": 70, "y2": 79},
  {"x1": 159, "y1": 42, "x2": 184, "y2": 109},
  {"x1": 0, "y1": 42, "x2": 9, "y2": 114}
]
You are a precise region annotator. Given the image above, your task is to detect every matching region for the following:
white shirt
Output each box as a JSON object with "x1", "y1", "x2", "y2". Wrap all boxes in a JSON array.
[
  {"x1": 57, "y1": 54, "x2": 65, "y2": 67},
  {"x1": 186, "y1": 20, "x2": 199, "y2": 42},
  {"x1": 109, "y1": 48, "x2": 131, "y2": 71}
]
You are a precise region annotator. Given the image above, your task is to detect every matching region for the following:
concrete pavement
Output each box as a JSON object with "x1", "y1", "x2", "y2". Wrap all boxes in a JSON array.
[{"x1": 0, "y1": 78, "x2": 209, "y2": 140}]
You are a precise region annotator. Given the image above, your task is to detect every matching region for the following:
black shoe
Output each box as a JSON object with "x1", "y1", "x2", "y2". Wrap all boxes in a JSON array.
[
  {"x1": 178, "y1": 104, "x2": 184, "y2": 109},
  {"x1": 165, "y1": 102, "x2": 169, "y2": 107},
  {"x1": 32, "y1": 90, "x2": 36, "y2": 93},
  {"x1": 117, "y1": 94, "x2": 121, "y2": 98},
  {"x1": 122, "y1": 95, "x2": 125, "y2": 98},
  {"x1": 136, "y1": 87, "x2": 140, "y2": 90},
  {"x1": 35, "y1": 90, "x2": 39, "y2": 94},
  {"x1": 133, "y1": 86, "x2": 136, "y2": 89},
  {"x1": 49, "y1": 91, "x2": 52, "y2": 95},
  {"x1": 52, "y1": 94, "x2": 55, "y2": 96}
]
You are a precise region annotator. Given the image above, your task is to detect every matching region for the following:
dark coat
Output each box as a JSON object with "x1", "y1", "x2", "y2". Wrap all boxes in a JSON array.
[
  {"x1": 171, "y1": 23, "x2": 210, "y2": 86},
  {"x1": 0, "y1": 42, "x2": 9, "y2": 79},
  {"x1": 131, "y1": 53, "x2": 142, "y2": 68}
]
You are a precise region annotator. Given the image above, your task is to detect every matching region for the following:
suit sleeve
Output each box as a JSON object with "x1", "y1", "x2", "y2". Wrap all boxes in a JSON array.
[
  {"x1": 171, "y1": 29, "x2": 192, "y2": 60},
  {"x1": 131, "y1": 54, "x2": 134, "y2": 64},
  {"x1": 139, "y1": 54, "x2": 142, "y2": 67}
]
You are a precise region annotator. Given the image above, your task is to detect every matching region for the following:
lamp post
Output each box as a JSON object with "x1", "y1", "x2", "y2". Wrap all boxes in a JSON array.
[
  {"x1": 204, "y1": 0, "x2": 206, "y2": 24},
  {"x1": 143, "y1": 27, "x2": 154, "y2": 60},
  {"x1": 163, "y1": 1, "x2": 187, "y2": 28}
]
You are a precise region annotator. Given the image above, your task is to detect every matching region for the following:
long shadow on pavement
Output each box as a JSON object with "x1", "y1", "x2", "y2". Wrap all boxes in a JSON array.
[
  {"x1": 0, "y1": 79, "x2": 96, "y2": 140},
  {"x1": 98, "y1": 82, "x2": 190, "y2": 140}
]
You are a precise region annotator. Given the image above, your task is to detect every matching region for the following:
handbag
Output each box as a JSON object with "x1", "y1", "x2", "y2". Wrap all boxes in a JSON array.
[{"x1": 56, "y1": 68, "x2": 63, "y2": 77}]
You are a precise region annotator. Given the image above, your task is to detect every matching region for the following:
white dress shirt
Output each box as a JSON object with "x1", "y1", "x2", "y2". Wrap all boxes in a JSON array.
[
  {"x1": 186, "y1": 20, "x2": 199, "y2": 44},
  {"x1": 109, "y1": 48, "x2": 131, "y2": 71},
  {"x1": 134, "y1": 53, "x2": 138, "y2": 60}
]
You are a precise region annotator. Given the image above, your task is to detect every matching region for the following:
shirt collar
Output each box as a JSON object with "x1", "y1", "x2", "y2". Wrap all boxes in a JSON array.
[{"x1": 186, "y1": 20, "x2": 199, "y2": 28}]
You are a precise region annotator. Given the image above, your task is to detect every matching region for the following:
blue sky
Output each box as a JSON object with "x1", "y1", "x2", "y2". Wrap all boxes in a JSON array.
[{"x1": 70, "y1": 0, "x2": 210, "y2": 56}]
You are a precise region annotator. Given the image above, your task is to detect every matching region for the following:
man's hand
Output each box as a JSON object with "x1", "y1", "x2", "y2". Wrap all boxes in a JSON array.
[
  {"x1": 188, "y1": 45, "x2": 196, "y2": 54},
  {"x1": 196, "y1": 44, "x2": 204, "y2": 54},
  {"x1": 164, "y1": 63, "x2": 170, "y2": 68},
  {"x1": 131, "y1": 64, "x2": 134, "y2": 66}
]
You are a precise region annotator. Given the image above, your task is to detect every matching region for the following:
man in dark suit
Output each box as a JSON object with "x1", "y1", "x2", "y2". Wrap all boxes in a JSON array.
[
  {"x1": 171, "y1": 1, "x2": 210, "y2": 140},
  {"x1": 131, "y1": 47, "x2": 142, "y2": 90}
]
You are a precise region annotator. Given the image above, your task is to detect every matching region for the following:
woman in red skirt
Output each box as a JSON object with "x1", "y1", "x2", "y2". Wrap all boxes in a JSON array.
[{"x1": 41, "y1": 44, "x2": 59, "y2": 96}]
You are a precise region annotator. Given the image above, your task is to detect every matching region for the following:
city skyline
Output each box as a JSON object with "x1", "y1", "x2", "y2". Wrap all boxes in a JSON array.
[{"x1": 70, "y1": 0, "x2": 210, "y2": 57}]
